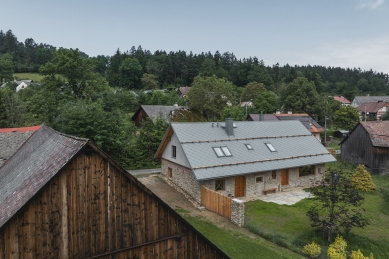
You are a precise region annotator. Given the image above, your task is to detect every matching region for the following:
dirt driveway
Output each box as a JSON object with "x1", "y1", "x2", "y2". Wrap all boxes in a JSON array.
[{"x1": 137, "y1": 174, "x2": 259, "y2": 238}]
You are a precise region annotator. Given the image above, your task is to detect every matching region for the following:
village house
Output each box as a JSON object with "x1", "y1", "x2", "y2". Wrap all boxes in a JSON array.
[
  {"x1": 131, "y1": 104, "x2": 185, "y2": 127},
  {"x1": 356, "y1": 101, "x2": 389, "y2": 121},
  {"x1": 155, "y1": 119, "x2": 336, "y2": 205},
  {"x1": 333, "y1": 95, "x2": 351, "y2": 106},
  {"x1": 340, "y1": 121, "x2": 389, "y2": 174},
  {"x1": 351, "y1": 95, "x2": 389, "y2": 108},
  {"x1": 0, "y1": 125, "x2": 229, "y2": 259}
]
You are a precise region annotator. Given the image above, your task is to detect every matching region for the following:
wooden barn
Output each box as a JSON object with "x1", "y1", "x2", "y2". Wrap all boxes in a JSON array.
[
  {"x1": 340, "y1": 121, "x2": 389, "y2": 174},
  {"x1": 0, "y1": 125, "x2": 229, "y2": 259}
]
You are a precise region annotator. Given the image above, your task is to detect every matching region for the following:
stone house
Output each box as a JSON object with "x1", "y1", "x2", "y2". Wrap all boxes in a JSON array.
[{"x1": 155, "y1": 119, "x2": 336, "y2": 204}]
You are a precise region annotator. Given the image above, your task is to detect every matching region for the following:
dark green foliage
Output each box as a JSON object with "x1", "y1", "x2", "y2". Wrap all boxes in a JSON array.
[
  {"x1": 382, "y1": 110, "x2": 389, "y2": 121},
  {"x1": 119, "y1": 58, "x2": 143, "y2": 89},
  {"x1": 0, "y1": 90, "x2": 7, "y2": 127},
  {"x1": 0, "y1": 53, "x2": 14, "y2": 83},
  {"x1": 306, "y1": 167, "x2": 368, "y2": 242},
  {"x1": 333, "y1": 106, "x2": 360, "y2": 130},
  {"x1": 222, "y1": 106, "x2": 246, "y2": 121},
  {"x1": 252, "y1": 91, "x2": 279, "y2": 114}
]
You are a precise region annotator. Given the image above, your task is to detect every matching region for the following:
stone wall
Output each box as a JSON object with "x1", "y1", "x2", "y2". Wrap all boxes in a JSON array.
[
  {"x1": 231, "y1": 198, "x2": 245, "y2": 227},
  {"x1": 161, "y1": 159, "x2": 201, "y2": 203},
  {"x1": 287, "y1": 164, "x2": 325, "y2": 188}
]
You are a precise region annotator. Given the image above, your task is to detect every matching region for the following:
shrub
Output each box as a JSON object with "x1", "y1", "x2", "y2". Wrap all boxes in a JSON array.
[
  {"x1": 302, "y1": 241, "x2": 321, "y2": 258},
  {"x1": 327, "y1": 236, "x2": 347, "y2": 259},
  {"x1": 350, "y1": 249, "x2": 374, "y2": 259},
  {"x1": 350, "y1": 165, "x2": 376, "y2": 192}
]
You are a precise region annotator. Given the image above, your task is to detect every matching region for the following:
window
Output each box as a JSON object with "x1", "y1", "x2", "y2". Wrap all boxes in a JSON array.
[
  {"x1": 213, "y1": 146, "x2": 232, "y2": 157},
  {"x1": 215, "y1": 179, "x2": 225, "y2": 191},
  {"x1": 265, "y1": 143, "x2": 276, "y2": 152},
  {"x1": 245, "y1": 144, "x2": 253, "y2": 150},
  {"x1": 318, "y1": 167, "x2": 322, "y2": 174},
  {"x1": 272, "y1": 170, "x2": 277, "y2": 179},
  {"x1": 167, "y1": 167, "x2": 172, "y2": 178},
  {"x1": 172, "y1": 145, "x2": 176, "y2": 158},
  {"x1": 256, "y1": 176, "x2": 263, "y2": 182},
  {"x1": 299, "y1": 165, "x2": 314, "y2": 177}
]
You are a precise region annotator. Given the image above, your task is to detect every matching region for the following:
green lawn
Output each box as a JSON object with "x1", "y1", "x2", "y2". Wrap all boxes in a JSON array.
[
  {"x1": 175, "y1": 207, "x2": 302, "y2": 259},
  {"x1": 245, "y1": 170, "x2": 389, "y2": 258},
  {"x1": 13, "y1": 73, "x2": 45, "y2": 82}
]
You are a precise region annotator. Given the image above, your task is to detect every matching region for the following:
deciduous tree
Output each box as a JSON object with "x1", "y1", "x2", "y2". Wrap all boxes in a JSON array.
[
  {"x1": 240, "y1": 81, "x2": 266, "y2": 102},
  {"x1": 0, "y1": 53, "x2": 14, "y2": 83},
  {"x1": 333, "y1": 105, "x2": 360, "y2": 130},
  {"x1": 187, "y1": 75, "x2": 235, "y2": 120},
  {"x1": 119, "y1": 57, "x2": 143, "y2": 89}
]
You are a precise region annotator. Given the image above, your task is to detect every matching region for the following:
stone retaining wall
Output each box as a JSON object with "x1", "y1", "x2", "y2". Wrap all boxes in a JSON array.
[{"x1": 231, "y1": 198, "x2": 245, "y2": 227}]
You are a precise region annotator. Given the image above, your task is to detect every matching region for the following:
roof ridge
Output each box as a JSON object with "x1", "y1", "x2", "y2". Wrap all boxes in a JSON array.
[{"x1": 180, "y1": 134, "x2": 312, "y2": 144}]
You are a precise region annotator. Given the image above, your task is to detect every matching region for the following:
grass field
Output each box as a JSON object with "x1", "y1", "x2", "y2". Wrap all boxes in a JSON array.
[
  {"x1": 175, "y1": 207, "x2": 303, "y2": 259},
  {"x1": 245, "y1": 163, "x2": 389, "y2": 258},
  {"x1": 13, "y1": 73, "x2": 45, "y2": 82}
]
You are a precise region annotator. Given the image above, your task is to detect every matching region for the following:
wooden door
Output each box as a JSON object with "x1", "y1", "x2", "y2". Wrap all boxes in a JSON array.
[
  {"x1": 234, "y1": 176, "x2": 246, "y2": 197},
  {"x1": 281, "y1": 169, "x2": 289, "y2": 185}
]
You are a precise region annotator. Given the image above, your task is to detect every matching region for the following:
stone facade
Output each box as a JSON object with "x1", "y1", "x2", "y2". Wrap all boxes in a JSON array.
[
  {"x1": 162, "y1": 159, "x2": 325, "y2": 202},
  {"x1": 161, "y1": 159, "x2": 201, "y2": 203},
  {"x1": 231, "y1": 199, "x2": 244, "y2": 227}
]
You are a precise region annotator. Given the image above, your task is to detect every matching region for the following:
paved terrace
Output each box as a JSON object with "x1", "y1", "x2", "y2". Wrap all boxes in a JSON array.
[{"x1": 237, "y1": 187, "x2": 313, "y2": 205}]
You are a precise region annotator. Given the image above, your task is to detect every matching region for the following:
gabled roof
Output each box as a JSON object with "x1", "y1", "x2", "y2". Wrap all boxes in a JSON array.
[
  {"x1": 333, "y1": 95, "x2": 351, "y2": 104},
  {"x1": 156, "y1": 121, "x2": 335, "y2": 181},
  {"x1": 361, "y1": 121, "x2": 389, "y2": 147},
  {"x1": 275, "y1": 113, "x2": 324, "y2": 133},
  {"x1": 0, "y1": 125, "x2": 41, "y2": 167},
  {"x1": 178, "y1": 86, "x2": 190, "y2": 98},
  {"x1": 0, "y1": 125, "x2": 89, "y2": 228},
  {"x1": 351, "y1": 96, "x2": 389, "y2": 107},
  {"x1": 356, "y1": 101, "x2": 388, "y2": 113},
  {"x1": 132, "y1": 105, "x2": 185, "y2": 124},
  {"x1": 247, "y1": 114, "x2": 279, "y2": 121}
]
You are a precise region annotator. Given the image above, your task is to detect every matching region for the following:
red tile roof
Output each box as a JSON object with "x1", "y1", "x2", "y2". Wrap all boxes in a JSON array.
[
  {"x1": 333, "y1": 95, "x2": 351, "y2": 104},
  {"x1": 356, "y1": 101, "x2": 388, "y2": 113},
  {"x1": 361, "y1": 121, "x2": 389, "y2": 147},
  {"x1": 0, "y1": 125, "x2": 41, "y2": 133}
]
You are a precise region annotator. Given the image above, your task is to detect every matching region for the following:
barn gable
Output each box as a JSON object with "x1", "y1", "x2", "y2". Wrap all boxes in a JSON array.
[{"x1": 0, "y1": 125, "x2": 228, "y2": 258}]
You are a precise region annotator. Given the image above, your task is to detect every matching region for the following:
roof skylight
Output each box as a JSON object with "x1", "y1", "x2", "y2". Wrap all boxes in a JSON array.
[
  {"x1": 213, "y1": 146, "x2": 232, "y2": 157},
  {"x1": 245, "y1": 144, "x2": 253, "y2": 150},
  {"x1": 265, "y1": 143, "x2": 276, "y2": 152}
]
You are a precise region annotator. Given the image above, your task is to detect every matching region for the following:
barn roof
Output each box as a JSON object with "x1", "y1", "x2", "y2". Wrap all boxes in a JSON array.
[
  {"x1": 361, "y1": 121, "x2": 389, "y2": 147},
  {"x1": 0, "y1": 125, "x2": 88, "y2": 228},
  {"x1": 156, "y1": 120, "x2": 335, "y2": 181},
  {"x1": 0, "y1": 125, "x2": 41, "y2": 167}
]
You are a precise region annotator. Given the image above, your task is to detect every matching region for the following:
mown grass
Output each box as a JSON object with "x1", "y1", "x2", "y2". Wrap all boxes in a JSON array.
[
  {"x1": 13, "y1": 73, "x2": 45, "y2": 82},
  {"x1": 244, "y1": 163, "x2": 389, "y2": 258},
  {"x1": 175, "y1": 207, "x2": 303, "y2": 259}
]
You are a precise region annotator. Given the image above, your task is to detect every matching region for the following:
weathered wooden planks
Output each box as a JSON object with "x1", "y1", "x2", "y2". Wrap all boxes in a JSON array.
[{"x1": 201, "y1": 186, "x2": 232, "y2": 219}]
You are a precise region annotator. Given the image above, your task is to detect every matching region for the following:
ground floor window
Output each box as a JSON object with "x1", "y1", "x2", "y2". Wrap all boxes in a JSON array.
[
  {"x1": 167, "y1": 167, "x2": 172, "y2": 178},
  {"x1": 255, "y1": 176, "x2": 263, "y2": 182},
  {"x1": 272, "y1": 170, "x2": 277, "y2": 179},
  {"x1": 299, "y1": 165, "x2": 314, "y2": 176},
  {"x1": 215, "y1": 179, "x2": 225, "y2": 191}
]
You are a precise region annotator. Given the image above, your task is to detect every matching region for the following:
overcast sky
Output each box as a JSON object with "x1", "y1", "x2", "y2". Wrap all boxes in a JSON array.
[{"x1": 1, "y1": 0, "x2": 388, "y2": 73}]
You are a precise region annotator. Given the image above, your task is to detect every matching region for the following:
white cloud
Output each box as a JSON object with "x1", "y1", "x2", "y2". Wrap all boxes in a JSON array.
[
  {"x1": 356, "y1": 0, "x2": 384, "y2": 9},
  {"x1": 266, "y1": 34, "x2": 389, "y2": 74}
]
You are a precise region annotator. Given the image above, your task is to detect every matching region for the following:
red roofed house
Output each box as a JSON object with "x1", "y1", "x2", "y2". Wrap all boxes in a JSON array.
[
  {"x1": 356, "y1": 101, "x2": 389, "y2": 121},
  {"x1": 341, "y1": 121, "x2": 389, "y2": 174},
  {"x1": 333, "y1": 95, "x2": 351, "y2": 106}
]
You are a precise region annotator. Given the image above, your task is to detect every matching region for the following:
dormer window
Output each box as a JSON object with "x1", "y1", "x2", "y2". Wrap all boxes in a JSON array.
[
  {"x1": 245, "y1": 144, "x2": 253, "y2": 150},
  {"x1": 265, "y1": 143, "x2": 276, "y2": 152},
  {"x1": 213, "y1": 146, "x2": 232, "y2": 157}
]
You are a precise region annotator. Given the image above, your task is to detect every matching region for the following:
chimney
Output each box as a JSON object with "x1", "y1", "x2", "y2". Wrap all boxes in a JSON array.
[
  {"x1": 225, "y1": 118, "x2": 234, "y2": 136},
  {"x1": 288, "y1": 110, "x2": 292, "y2": 114},
  {"x1": 259, "y1": 111, "x2": 264, "y2": 121}
]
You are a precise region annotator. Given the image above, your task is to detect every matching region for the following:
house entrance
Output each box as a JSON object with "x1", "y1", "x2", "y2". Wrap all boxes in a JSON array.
[
  {"x1": 281, "y1": 169, "x2": 289, "y2": 185},
  {"x1": 234, "y1": 176, "x2": 246, "y2": 197}
]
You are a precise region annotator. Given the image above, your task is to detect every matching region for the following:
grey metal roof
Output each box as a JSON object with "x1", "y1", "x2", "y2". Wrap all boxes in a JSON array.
[
  {"x1": 351, "y1": 96, "x2": 389, "y2": 107},
  {"x1": 170, "y1": 121, "x2": 335, "y2": 180},
  {"x1": 0, "y1": 125, "x2": 88, "y2": 228},
  {"x1": 276, "y1": 115, "x2": 322, "y2": 130}
]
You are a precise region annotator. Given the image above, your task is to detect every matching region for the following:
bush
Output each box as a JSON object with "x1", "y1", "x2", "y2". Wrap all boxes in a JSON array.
[
  {"x1": 328, "y1": 236, "x2": 347, "y2": 259},
  {"x1": 350, "y1": 165, "x2": 376, "y2": 192},
  {"x1": 350, "y1": 249, "x2": 374, "y2": 259},
  {"x1": 302, "y1": 241, "x2": 321, "y2": 258}
]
